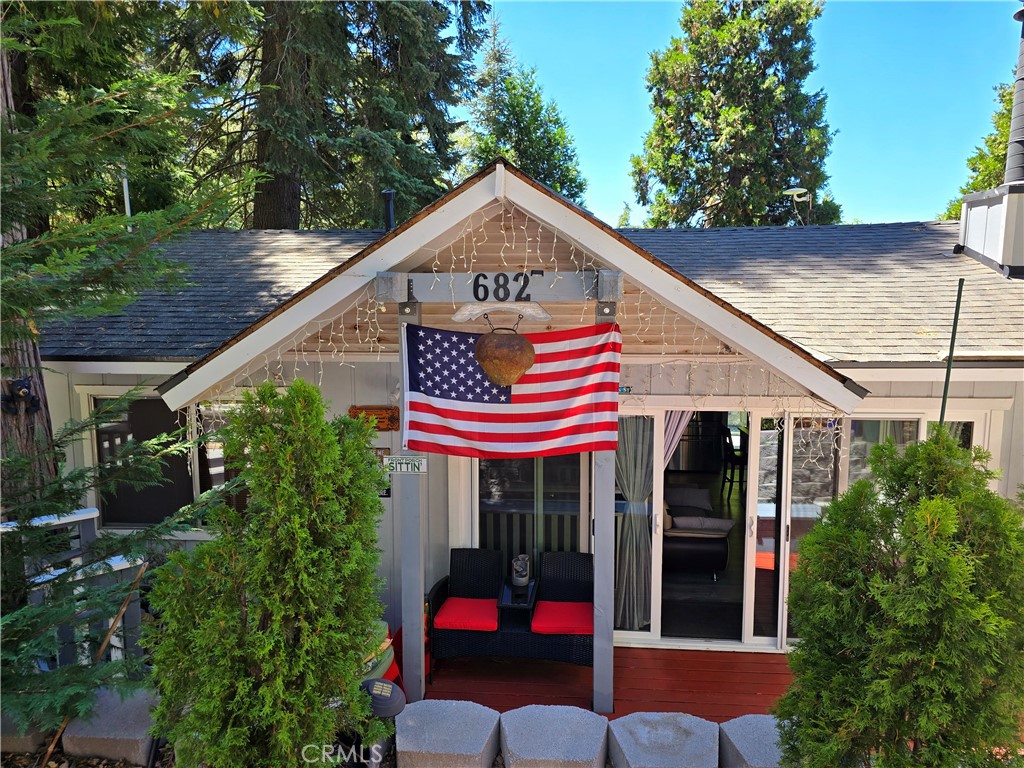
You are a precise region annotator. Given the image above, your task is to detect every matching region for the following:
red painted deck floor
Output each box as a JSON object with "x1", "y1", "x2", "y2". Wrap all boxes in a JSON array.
[{"x1": 425, "y1": 648, "x2": 793, "y2": 722}]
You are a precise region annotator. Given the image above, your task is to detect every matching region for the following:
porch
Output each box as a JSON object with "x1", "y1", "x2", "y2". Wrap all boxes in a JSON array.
[{"x1": 424, "y1": 648, "x2": 793, "y2": 722}]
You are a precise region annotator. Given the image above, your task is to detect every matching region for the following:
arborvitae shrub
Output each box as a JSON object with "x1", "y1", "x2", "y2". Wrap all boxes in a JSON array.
[
  {"x1": 145, "y1": 381, "x2": 389, "y2": 768},
  {"x1": 775, "y1": 426, "x2": 1024, "y2": 768}
]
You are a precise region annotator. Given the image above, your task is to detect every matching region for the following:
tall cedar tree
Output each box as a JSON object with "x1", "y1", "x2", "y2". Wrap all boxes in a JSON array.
[
  {"x1": 775, "y1": 427, "x2": 1024, "y2": 767},
  {"x1": 631, "y1": 0, "x2": 840, "y2": 227},
  {"x1": 1, "y1": 2, "x2": 248, "y2": 497},
  {"x1": 145, "y1": 381, "x2": 389, "y2": 768},
  {"x1": 1, "y1": 3, "x2": 249, "y2": 730},
  {"x1": 463, "y1": 18, "x2": 588, "y2": 204},
  {"x1": 941, "y1": 82, "x2": 1013, "y2": 220},
  {"x1": 167, "y1": 1, "x2": 488, "y2": 229}
]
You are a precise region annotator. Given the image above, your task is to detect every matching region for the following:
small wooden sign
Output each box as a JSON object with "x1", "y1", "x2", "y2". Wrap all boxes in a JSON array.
[{"x1": 349, "y1": 405, "x2": 400, "y2": 431}]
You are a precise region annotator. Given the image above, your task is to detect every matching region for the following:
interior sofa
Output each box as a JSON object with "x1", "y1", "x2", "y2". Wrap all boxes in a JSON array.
[
  {"x1": 662, "y1": 486, "x2": 735, "y2": 579},
  {"x1": 428, "y1": 548, "x2": 593, "y2": 678}
]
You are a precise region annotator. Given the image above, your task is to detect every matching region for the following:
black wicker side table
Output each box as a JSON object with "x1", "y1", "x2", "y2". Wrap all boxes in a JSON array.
[{"x1": 498, "y1": 577, "x2": 537, "y2": 631}]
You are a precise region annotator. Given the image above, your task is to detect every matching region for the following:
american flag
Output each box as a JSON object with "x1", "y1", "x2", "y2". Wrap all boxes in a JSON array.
[{"x1": 402, "y1": 322, "x2": 621, "y2": 458}]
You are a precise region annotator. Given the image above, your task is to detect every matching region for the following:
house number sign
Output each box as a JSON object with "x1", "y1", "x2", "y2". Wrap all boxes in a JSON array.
[{"x1": 406, "y1": 270, "x2": 597, "y2": 304}]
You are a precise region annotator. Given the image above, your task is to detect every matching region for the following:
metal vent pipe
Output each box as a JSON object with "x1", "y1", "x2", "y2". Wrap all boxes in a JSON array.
[
  {"x1": 1004, "y1": 4, "x2": 1024, "y2": 184},
  {"x1": 382, "y1": 189, "x2": 396, "y2": 231}
]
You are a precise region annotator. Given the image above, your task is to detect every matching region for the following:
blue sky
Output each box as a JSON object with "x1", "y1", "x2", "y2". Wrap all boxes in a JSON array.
[{"x1": 490, "y1": 1, "x2": 1020, "y2": 225}]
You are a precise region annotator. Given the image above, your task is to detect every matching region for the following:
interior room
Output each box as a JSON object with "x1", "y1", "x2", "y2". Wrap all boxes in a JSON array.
[{"x1": 661, "y1": 411, "x2": 749, "y2": 640}]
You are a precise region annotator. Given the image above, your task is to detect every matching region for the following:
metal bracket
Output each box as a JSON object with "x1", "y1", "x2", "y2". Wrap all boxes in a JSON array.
[{"x1": 596, "y1": 301, "x2": 617, "y2": 320}]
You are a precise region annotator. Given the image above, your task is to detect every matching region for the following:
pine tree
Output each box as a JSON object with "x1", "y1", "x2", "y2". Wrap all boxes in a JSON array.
[
  {"x1": 775, "y1": 427, "x2": 1024, "y2": 767},
  {"x1": 463, "y1": 17, "x2": 588, "y2": 204},
  {"x1": 145, "y1": 381, "x2": 390, "y2": 768},
  {"x1": 1, "y1": 4, "x2": 248, "y2": 486},
  {"x1": 170, "y1": 0, "x2": 489, "y2": 229},
  {"x1": 631, "y1": 0, "x2": 840, "y2": 227},
  {"x1": 1, "y1": 4, "x2": 250, "y2": 733},
  {"x1": 941, "y1": 82, "x2": 1013, "y2": 220}
]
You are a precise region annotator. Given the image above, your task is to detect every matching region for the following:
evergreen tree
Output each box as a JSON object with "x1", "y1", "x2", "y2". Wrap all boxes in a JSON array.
[
  {"x1": 1, "y1": 4, "x2": 250, "y2": 733},
  {"x1": 630, "y1": 0, "x2": 840, "y2": 227},
  {"x1": 145, "y1": 381, "x2": 390, "y2": 768},
  {"x1": 1, "y1": 3, "x2": 249, "y2": 491},
  {"x1": 463, "y1": 17, "x2": 588, "y2": 204},
  {"x1": 775, "y1": 427, "x2": 1024, "y2": 767},
  {"x1": 941, "y1": 82, "x2": 1013, "y2": 220},
  {"x1": 170, "y1": 0, "x2": 489, "y2": 229}
]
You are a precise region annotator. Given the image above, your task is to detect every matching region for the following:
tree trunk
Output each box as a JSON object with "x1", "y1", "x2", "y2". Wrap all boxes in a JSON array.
[
  {"x1": 1, "y1": 329, "x2": 57, "y2": 519},
  {"x1": 1, "y1": 49, "x2": 56, "y2": 517},
  {"x1": 251, "y1": 0, "x2": 302, "y2": 230}
]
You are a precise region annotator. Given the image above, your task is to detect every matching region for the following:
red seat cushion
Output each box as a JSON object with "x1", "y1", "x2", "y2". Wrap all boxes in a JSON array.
[
  {"x1": 432, "y1": 597, "x2": 498, "y2": 631},
  {"x1": 531, "y1": 600, "x2": 593, "y2": 635}
]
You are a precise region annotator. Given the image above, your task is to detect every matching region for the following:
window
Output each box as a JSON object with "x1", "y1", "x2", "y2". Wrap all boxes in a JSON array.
[
  {"x1": 478, "y1": 455, "x2": 582, "y2": 573},
  {"x1": 928, "y1": 420, "x2": 974, "y2": 449},
  {"x1": 848, "y1": 419, "x2": 918, "y2": 485},
  {"x1": 95, "y1": 398, "x2": 196, "y2": 526}
]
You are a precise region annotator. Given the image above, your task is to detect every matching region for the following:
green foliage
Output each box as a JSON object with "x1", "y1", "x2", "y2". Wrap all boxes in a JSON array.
[
  {"x1": 0, "y1": 392, "x2": 211, "y2": 732},
  {"x1": 775, "y1": 427, "x2": 1024, "y2": 767},
  {"x1": 941, "y1": 82, "x2": 1013, "y2": 220},
  {"x1": 462, "y1": 17, "x2": 588, "y2": 204},
  {"x1": 1, "y1": 7, "x2": 255, "y2": 344},
  {"x1": 631, "y1": 0, "x2": 840, "y2": 227},
  {"x1": 167, "y1": 0, "x2": 489, "y2": 229},
  {"x1": 145, "y1": 381, "x2": 389, "y2": 768}
]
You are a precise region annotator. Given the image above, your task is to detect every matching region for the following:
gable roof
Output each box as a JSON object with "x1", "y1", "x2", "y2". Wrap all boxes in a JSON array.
[
  {"x1": 626, "y1": 221, "x2": 1024, "y2": 364},
  {"x1": 145, "y1": 162, "x2": 866, "y2": 412}
]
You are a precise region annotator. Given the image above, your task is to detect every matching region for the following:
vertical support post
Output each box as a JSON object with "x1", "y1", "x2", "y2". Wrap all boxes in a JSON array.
[
  {"x1": 396, "y1": 308, "x2": 427, "y2": 702},
  {"x1": 592, "y1": 449, "x2": 616, "y2": 713},
  {"x1": 398, "y1": 470, "x2": 426, "y2": 702}
]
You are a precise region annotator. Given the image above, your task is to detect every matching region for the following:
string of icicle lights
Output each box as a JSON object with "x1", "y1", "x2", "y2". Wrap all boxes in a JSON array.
[{"x1": 187, "y1": 200, "x2": 843, "y2": 481}]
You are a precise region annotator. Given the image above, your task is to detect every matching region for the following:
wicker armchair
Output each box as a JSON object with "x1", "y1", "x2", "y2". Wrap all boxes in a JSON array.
[{"x1": 427, "y1": 548, "x2": 502, "y2": 679}]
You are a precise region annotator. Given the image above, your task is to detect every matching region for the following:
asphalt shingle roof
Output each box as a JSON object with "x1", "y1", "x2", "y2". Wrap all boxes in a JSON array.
[
  {"x1": 39, "y1": 221, "x2": 1024, "y2": 365},
  {"x1": 41, "y1": 229, "x2": 382, "y2": 362},
  {"x1": 624, "y1": 220, "x2": 1024, "y2": 363}
]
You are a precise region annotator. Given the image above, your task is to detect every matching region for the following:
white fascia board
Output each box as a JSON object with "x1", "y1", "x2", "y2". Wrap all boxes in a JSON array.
[
  {"x1": 161, "y1": 175, "x2": 500, "y2": 410},
  {"x1": 833, "y1": 365, "x2": 1024, "y2": 383},
  {"x1": 502, "y1": 174, "x2": 865, "y2": 413},
  {"x1": 46, "y1": 360, "x2": 187, "y2": 376}
]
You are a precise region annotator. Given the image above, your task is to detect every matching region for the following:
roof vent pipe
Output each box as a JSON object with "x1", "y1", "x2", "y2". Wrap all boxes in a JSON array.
[
  {"x1": 382, "y1": 189, "x2": 396, "y2": 232},
  {"x1": 1005, "y1": 4, "x2": 1024, "y2": 184}
]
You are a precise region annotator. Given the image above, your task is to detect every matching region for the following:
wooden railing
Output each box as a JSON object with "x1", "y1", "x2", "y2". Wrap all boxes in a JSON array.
[{"x1": 0, "y1": 508, "x2": 145, "y2": 666}]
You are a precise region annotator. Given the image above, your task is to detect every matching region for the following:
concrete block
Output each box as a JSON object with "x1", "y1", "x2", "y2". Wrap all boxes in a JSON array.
[
  {"x1": 500, "y1": 705, "x2": 607, "y2": 768},
  {"x1": 396, "y1": 699, "x2": 500, "y2": 768},
  {"x1": 62, "y1": 687, "x2": 156, "y2": 766},
  {"x1": 608, "y1": 712, "x2": 717, "y2": 768},
  {"x1": 719, "y1": 714, "x2": 782, "y2": 768},
  {"x1": 0, "y1": 711, "x2": 46, "y2": 753}
]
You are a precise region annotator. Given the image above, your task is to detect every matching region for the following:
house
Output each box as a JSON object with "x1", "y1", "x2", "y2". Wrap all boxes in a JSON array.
[{"x1": 40, "y1": 157, "x2": 1024, "y2": 713}]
